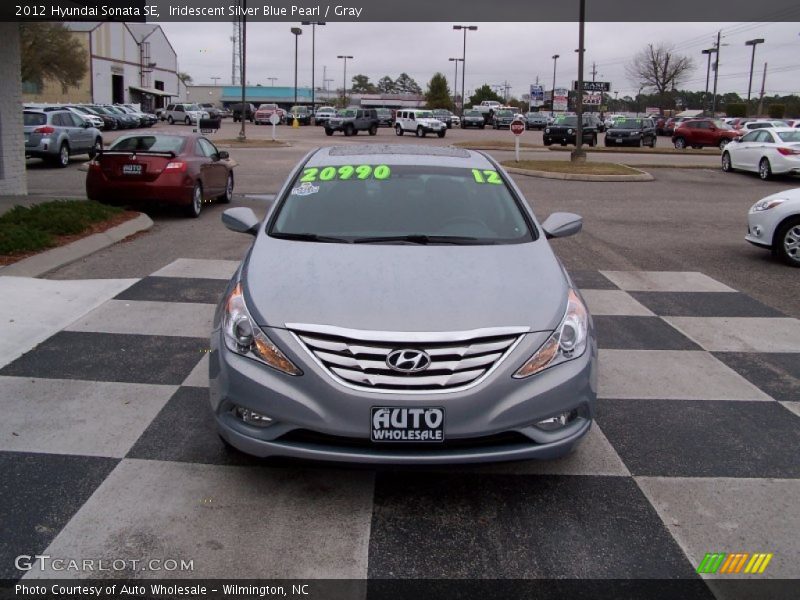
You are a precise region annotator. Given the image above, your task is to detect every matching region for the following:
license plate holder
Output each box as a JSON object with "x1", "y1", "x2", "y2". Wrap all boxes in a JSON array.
[
  {"x1": 122, "y1": 164, "x2": 142, "y2": 175},
  {"x1": 616, "y1": 138, "x2": 623, "y2": 143},
  {"x1": 371, "y1": 407, "x2": 445, "y2": 443}
]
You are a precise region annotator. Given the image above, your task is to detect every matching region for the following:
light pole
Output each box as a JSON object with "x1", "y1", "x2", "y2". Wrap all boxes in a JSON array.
[
  {"x1": 745, "y1": 38, "x2": 765, "y2": 104},
  {"x1": 449, "y1": 57, "x2": 462, "y2": 112},
  {"x1": 237, "y1": 0, "x2": 247, "y2": 142},
  {"x1": 337, "y1": 55, "x2": 353, "y2": 106},
  {"x1": 572, "y1": 0, "x2": 586, "y2": 162},
  {"x1": 210, "y1": 76, "x2": 221, "y2": 86},
  {"x1": 711, "y1": 31, "x2": 721, "y2": 115},
  {"x1": 290, "y1": 27, "x2": 302, "y2": 106},
  {"x1": 453, "y1": 25, "x2": 478, "y2": 116},
  {"x1": 301, "y1": 21, "x2": 326, "y2": 113},
  {"x1": 701, "y1": 48, "x2": 717, "y2": 114},
  {"x1": 267, "y1": 77, "x2": 277, "y2": 86},
  {"x1": 551, "y1": 54, "x2": 560, "y2": 110}
]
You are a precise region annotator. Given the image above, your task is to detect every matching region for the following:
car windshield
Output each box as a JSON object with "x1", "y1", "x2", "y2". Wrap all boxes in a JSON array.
[
  {"x1": 496, "y1": 111, "x2": 513, "y2": 117},
  {"x1": 526, "y1": 113, "x2": 542, "y2": 118},
  {"x1": 713, "y1": 120, "x2": 731, "y2": 130},
  {"x1": 185, "y1": 104, "x2": 201, "y2": 111},
  {"x1": 615, "y1": 119, "x2": 645, "y2": 129},
  {"x1": 465, "y1": 111, "x2": 481, "y2": 117},
  {"x1": 337, "y1": 109, "x2": 357, "y2": 117},
  {"x1": 777, "y1": 131, "x2": 800, "y2": 142},
  {"x1": 109, "y1": 135, "x2": 187, "y2": 153},
  {"x1": 292, "y1": 107, "x2": 308, "y2": 113},
  {"x1": 377, "y1": 110, "x2": 391, "y2": 116},
  {"x1": 24, "y1": 112, "x2": 47, "y2": 126},
  {"x1": 70, "y1": 106, "x2": 92, "y2": 115},
  {"x1": 88, "y1": 106, "x2": 110, "y2": 115},
  {"x1": 270, "y1": 165, "x2": 533, "y2": 244},
  {"x1": 104, "y1": 106, "x2": 124, "y2": 114},
  {"x1": 416, "y1": 111, "x2": 433, "y2": 118},
  {"x1": 553, "y1": 116, "x2": 578, "y2": 126}
]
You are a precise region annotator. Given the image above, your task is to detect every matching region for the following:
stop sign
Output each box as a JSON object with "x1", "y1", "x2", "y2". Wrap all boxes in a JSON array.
[{"x1": 510, "y1": 120, "x2": 525, "y2": 136}]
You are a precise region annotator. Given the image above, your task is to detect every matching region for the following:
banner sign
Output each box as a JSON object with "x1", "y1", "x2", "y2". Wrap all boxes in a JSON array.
[
  {"x1": 573, "y1": 81, "x2": 611, "y2": 92},
  {"x1": 553, "y1": 88, "x2": 569, "y2": 111},
  {"x1": 530, "y1": 84, "x2": 544, "y2": 107}
]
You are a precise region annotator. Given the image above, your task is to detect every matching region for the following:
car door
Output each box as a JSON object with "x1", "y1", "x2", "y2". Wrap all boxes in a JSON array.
[
  {"x1": 55, "y1": 112, "x2": 82, "y2": 151},
  {"x1": 196, "y1": 137, "x2": 226, "y2": 195},
  {"x1": 735, "y1": 130, "x2": 763, "y2": 170},
  {"x1": 68, "y1": 111, "x2": 93, "y2": 150}
]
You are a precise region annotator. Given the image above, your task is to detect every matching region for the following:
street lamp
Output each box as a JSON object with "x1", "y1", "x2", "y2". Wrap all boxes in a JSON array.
[
  {"x1": 551, "y1": 54, "x2": 560, "y2": 110},
  {"x1": 267, "y1": 77, "x2": 277, "y2": 86},
  {"x1": 449, "y1": 57, "x2": 463, "y2": 111},
  {"x1": 745, "y1": 38, "x2": 765, "y2": 104},
  {"x1": 337, "y1": 55, "x2": 353, "y2": 106},
  {"x1": 453, "y1": 25, "x2": 478, "y2": 116},
  {"x1": 301, "y1": 21, "x2": 326, "y2": 113},
  {"x1": 290, "y1": 27, "x2": 302, "y2": 106},
  {"x1": 701, "y1": 48, "x2": 717, "y2": 113}
]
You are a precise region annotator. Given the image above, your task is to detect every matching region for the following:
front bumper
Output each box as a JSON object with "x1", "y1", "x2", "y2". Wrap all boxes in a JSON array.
[
  {"x1": 210, "y1": 324, "x2": 597, "y2": 464},
  {"x1": 606, "y1": 134, "x2": 641, "y2": 145},
  {"x1": 745, "y1": 212, "x2": 777, "y2": 248}
]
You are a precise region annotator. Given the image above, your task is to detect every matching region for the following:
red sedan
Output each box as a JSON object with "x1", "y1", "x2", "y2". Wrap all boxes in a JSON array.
[{"x1": 86, "y1": 133, "x2": 235, "y2": 217}]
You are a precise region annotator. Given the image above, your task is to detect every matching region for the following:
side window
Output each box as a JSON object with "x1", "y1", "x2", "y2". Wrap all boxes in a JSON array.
[
  {"x1": 167, "y1": 104, "x2": 174, "y2": 111},
  {"x1": 741, "y1": 131, "x2": 759, "y2": 143},
  {"x1": 755, "y1": 130, "x2": 772, "y2": 143},
  {"x1": 53, "y1": 113, "x2": 69, "y2": 127},
  {"x1": 69, "y1": 113, "x2": 85, "y2": 127},
  {"x1": 197, "y1": 138, "x2": 217, "y2": 158},
  {"x1": 176, "y1": 105, "x2": 184, "y2": 113}
]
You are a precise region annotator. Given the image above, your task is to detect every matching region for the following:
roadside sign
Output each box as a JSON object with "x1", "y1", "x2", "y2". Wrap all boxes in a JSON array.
[
  {"x1": 269, "y1": 112, "x2": 281, "y2": 141},
  {"x1": 510, "y1": 119, "x2": 525, "y2": 162},
  {"x1": 583, "y1": 92, "x2": 602, "y2": 105},
  {"x1": 530, "y1": 84, "x2": 544, "y2": 107},
  {"x1": 553, "y1": 88, "x2": 569, "y2": 112},
  {"x1": 573, "y1": 81, "x2": 611, "y2": 92}
]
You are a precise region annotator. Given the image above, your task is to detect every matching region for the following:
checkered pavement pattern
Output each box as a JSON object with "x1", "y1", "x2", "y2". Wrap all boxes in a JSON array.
[{"x1": 1, "y1": 260, "x2": 798, "y2": 586}]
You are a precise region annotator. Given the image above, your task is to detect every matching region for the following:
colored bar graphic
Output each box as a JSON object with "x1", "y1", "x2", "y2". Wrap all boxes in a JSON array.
[{"x1": 698, "y1": 552, "x2": 773, "y2": 575}]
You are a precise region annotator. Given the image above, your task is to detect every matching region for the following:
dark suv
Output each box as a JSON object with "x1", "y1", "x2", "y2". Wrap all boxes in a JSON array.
[
  {"x1": 604, "y1": 117, "x2": 657, "y2": 147},
  {"x1": 672, "y1": 118, "x2": 738, "y2": 150},
  {"x1": 230, "y1": 103, "x2": 255, "y2": 123},
  {"x1": 492, "y1": 109, "x2": 516, "y2": 129},
  {"x1": 376, "y1": 108, "x2": 394, "y2": 127},
  {"x1": 324, "y1": 108, "x2": 379, "y2": 136},
  {"x1": 543, "y1": 115, "x2": 599, "y2": 146}
]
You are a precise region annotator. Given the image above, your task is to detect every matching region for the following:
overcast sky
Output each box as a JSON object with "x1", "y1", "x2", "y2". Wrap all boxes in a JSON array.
[{"x1": 161, "y1": 21, "x2": 800, "y2": 100}]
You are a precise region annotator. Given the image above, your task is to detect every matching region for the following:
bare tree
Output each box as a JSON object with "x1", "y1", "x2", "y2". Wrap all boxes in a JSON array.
[{"x1": 626, "y1": 44, "x2": 694, "y2": 109}]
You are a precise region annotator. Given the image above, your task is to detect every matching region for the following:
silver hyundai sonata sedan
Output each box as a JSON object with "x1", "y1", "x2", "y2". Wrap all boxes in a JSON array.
[{"x1": 210, "y1": 144, "x2": 597, "y2": 463}]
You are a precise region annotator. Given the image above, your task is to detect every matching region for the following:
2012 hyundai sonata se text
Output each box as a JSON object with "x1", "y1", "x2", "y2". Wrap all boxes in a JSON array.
[{"x1": 210, "y1": 144, "x2": 597, "y2": 464}]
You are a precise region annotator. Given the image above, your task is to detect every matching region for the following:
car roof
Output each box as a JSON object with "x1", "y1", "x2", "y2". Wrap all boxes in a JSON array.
[{"x1": 307, "y1": 144, "x2": 494, "y2": 169}]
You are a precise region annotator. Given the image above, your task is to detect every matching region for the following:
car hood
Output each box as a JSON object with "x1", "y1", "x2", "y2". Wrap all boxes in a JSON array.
[
  {"x1": 417, "y1": 118, "x2": 443, "y2": 127},
  {"x1": 243, "y1": 238, "x2": 569, "y2": 333}
]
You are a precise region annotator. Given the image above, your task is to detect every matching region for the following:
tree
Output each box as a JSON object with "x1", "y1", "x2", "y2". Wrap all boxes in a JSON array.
[
  {"x1": 626, "y1": 44, "x2": 694, "y2": 109},
  {"x1": 20, "y1": 23, "x2": 87, "y2": 93},
  {"x1": 177, "y1": 72, "x2": 193, "y2": 86},
  {"x1": 425, "y1": 73, "x2": 452, "y2": 110},
  {"x1": 468, "y1": 84, "x2": 503, "y2": 108},
  {"x1": 376, "y1": 76, "x2": 396, "y2": 94},
  {"x1": 395, "y1": 73, "x2": 422, "y2": 95},
  {"x1": 350, "y1": 74, "x2": 377, "y2": 94}
]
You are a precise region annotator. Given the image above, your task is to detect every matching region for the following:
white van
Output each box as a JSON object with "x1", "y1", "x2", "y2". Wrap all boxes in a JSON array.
[{"x1": 395, "y1": 109, "x2": 447, "y2": 138}]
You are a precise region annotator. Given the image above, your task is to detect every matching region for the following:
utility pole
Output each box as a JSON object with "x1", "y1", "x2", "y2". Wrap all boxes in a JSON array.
[
  {"x1": 572, "y1": 0, "x2": 586, "y2": 162},
  {"x1": 711, "y1": 31, "x2": 721, "y2": 115},
  {"x1": 745, "y1": 38, "x2": 765, "y2": 106},
  {"x1": 701, "y1": 48, "x2": 717, "y2": 114},
  {"x1": 237, "y1": 0, "x2": 247, "y2": 141},
  {"x1": 449, "y1": 58, "x2": 462, "y2": 112},
  {"x1": 757, "y1": 62, "x2": 767, "y2": 116},
  {"x1": 590, "y1": 61, "x2": 598, "y2": 112},
  {"x1": 551, "y1": 54, "x2": 559, "y2": 111},
  {"x1": 337, "y1": 55, "x2": 353, "y2": 106},
  {"x1": 453, "y1": 25, "x2": 478, "y2": 116}
]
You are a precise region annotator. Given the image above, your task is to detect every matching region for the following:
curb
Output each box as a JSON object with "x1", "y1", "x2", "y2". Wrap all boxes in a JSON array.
[
  {"x1": 504, "y1": 165, "x2": 654, "y2": 182},
  {"x1": 0, "y1": 213, "x2": 153, "y2": 278}
]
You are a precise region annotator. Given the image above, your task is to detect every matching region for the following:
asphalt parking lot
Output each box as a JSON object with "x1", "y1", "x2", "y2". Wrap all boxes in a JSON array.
[
  {"x1": 2, "y1": 119, "x2": 798, "y2": 593},
  {"x1": 29, "y1": 120, "x2": 799, "y2": 319}
]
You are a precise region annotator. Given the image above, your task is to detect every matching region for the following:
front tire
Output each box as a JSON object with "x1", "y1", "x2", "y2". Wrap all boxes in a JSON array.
[
  {"x1": 721, "y1": 151, "x2": 733, "y2": 172},
  {"x1": 186, "y1": 182, "x2": 203, "y2": 218},
  {"x1": 185, "y1": 117, "x2": 191, "y2": 125},
  {"x1": 416, "y1": 127, "x2": 425, "y2": 138},
  {"x1": 759, "y1": 158, "x2": 772, "y2": 181},
  {"x1": 775, "y1": 217, "x2": 800, "y2": 267},
  {"x1": 674, "y1": 137, "x2": 686, "y2": 149},
  {"x1": 218, "y1": 173, "x2": 233, "y2": 203},
  {"x1": 368, "y1": 124, "x2": 378, "y2": 136},
  {"x1": 325, "y1": 128, "x2": 334, "y2": 136},
  {"x1": 344, "y1": 125, "x2": 354, "y2": 137},
  {"x1": 89, "y1": 137, "x2": 103, "y2": 159},
  {"x1": 437, "y1": 130, "x2": 446, "y2": 138},
  {"x1": 167, "y1": 116, "x2": 174, "y2": 125},
  {"x1": 719, "y1": 138, "x2": 730, "y2": 151},
  {"x1": 395, "y1": 125, "x2": 403, "y2": 136}
]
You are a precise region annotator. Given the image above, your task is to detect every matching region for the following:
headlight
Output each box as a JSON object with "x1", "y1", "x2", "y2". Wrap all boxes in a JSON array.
[
  {"x1": 630, "y1": 131, "x2": 640, "y2": 136},
  {"x1": 545, "y1": 128, "x2": 550, "y2": 134},
  {"x1": 513, "y1": 289, "x2": 589, "y2": 379},
  {"x1": 751, "y1": 198, "x2": 786, "y2": 212},
  {"x1": 567, "y1": 128, "x2": 573, "y2": 134},
  {"x1": 222, "y1": 283, "x2": 302, "y2": 375}
]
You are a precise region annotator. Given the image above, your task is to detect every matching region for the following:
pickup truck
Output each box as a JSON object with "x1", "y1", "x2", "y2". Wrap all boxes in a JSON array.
[
  {"x1": 254, "y1": 103, "x2": 283, "y2": 125},
  {"x1": 470, "y1": 101, "x2": 503, "y2": 124}
]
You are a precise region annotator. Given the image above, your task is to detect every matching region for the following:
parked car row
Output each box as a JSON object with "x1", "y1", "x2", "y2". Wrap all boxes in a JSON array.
[{"x1": 24, "y1": 103, "x2": 157, "y2": 131}]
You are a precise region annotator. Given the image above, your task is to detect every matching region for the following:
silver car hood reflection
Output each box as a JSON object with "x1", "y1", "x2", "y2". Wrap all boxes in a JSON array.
[{"x1": 243, "y1": 237, "x2": 568, "y2": 333}]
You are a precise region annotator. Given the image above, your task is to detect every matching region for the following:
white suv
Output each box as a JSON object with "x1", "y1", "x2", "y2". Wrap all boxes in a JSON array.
[
  {"x1": 165, "y1": 103, "x2": 209, "y2": 125},
  {"x1": 395, "y1": 109, "x2": 447, "y2": 138}
]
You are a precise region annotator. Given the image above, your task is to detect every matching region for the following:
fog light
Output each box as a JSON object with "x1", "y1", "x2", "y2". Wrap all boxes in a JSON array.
[
  {"x1": 752, "y1": 225, "x2": 763, "y2": 237},
  {"x1": 536, "y1": 410, "x2": 578, "y2": 431},
  {"x1": 234, "y1": 406, "x2": 273, "y2": 427}
]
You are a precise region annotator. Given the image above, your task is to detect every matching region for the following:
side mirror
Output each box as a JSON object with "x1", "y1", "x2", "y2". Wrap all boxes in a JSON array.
[
  {"x1": 218, "y1": 150, "x2": 229, "y2": 160},
  {"x1": 222, "y1": 207, "x2": 260, "y2": 235},
  {"x1": 83, "y1": 121, "x2": 92, "y2": 128},
  {"x1": 541, "y1": 212, "x2": 583, "y2": 239}
]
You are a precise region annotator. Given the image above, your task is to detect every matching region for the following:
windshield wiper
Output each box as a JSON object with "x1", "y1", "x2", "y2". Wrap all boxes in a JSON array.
[
  {"x1": 353, "y1": 234, "x2": 490, "y2": 245},
  {"x1": 271, "y1": 232, "x2": 352, "y2": 243}
]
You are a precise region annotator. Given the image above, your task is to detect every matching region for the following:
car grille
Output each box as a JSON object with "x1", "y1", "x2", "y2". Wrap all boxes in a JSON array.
[{"x1": 290, "y1": 326, "x2": 525, "y2": 393}]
